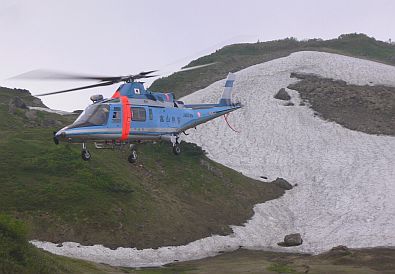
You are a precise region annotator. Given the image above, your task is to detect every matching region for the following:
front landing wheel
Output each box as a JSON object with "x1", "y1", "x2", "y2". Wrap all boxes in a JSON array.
[
  {"x1": 128, "y1": 149, "x2": 137, "y2": 163},
  {"x1": 172, "y1": 144, "x2": 181, "y2": 155},
  {"x1": 81, "y1": 149, "x2": 91, "y2": 161}
]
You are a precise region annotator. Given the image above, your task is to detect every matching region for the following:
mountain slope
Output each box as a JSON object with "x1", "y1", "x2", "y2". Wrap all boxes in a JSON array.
[
  {"x1": 0, "y1": 86, "x2": 285, "y2": 250},
  {"x1": 150, "y1": 33, "x2": 395, "y2": 98}
]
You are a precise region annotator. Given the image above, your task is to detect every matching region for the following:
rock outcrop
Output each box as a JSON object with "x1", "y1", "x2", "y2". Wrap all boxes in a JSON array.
[
  {"x1": 274, "y1": 88, "x2": 291, "y2": 101},
  {"x1": 8, "y1": 97, "x2": 28, "y2": 113},
  {"x1": 24, "y1": 110, "x2": 37, "y2": 120},
  {"x1": 272, "y1": 177, "x2": 293, "y2": 190}
]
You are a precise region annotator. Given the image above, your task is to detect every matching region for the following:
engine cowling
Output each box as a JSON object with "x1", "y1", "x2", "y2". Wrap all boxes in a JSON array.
[{"x1": 90, "y1": 94, "x2": 103, "y2": 103}]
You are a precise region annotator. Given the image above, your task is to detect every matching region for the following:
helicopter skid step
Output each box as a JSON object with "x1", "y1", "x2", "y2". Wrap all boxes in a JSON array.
[{"x1": 94, "y1": 141, "x2": 129, "y2": 150}]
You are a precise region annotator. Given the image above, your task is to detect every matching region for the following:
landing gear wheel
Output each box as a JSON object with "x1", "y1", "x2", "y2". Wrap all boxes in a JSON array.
[
  {"x1": 81, "y1": 149, "x2": 91, "y2": 161},
  {"x1": 172, "y1": 144, "x2": 181, "y2": 155},
  {"x1": 128, "y1": 149, "x2": 137, "y2": 163}
]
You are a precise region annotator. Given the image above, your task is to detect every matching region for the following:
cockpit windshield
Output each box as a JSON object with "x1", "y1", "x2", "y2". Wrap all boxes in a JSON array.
[{"x1": 70, "y1": 104, "x2": 110, "y2": 128}]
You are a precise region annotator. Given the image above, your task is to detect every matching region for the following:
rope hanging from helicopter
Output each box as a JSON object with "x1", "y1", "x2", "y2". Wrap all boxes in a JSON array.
[{"x1": 223, "y1": 113, "x2": 240, "y2": 133}]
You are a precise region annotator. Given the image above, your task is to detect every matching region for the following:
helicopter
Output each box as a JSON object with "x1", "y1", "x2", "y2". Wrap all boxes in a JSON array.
[{"x1": 16, "y1": 66, "x2": 241, "y2": 163}]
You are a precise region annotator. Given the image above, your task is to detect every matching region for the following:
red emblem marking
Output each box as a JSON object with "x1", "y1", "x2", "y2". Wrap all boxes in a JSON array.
[{"x1": 120, "y1": 96, "x2": 131, "y2": 141}]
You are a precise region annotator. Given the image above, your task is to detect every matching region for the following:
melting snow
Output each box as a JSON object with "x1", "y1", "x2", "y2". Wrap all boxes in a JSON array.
[
  {"x1": 31, "y1": 51, "x2": 395, "y2": 267},
  {"x1": 29, "y1": 106, "x2": 73, "y2": 115}
]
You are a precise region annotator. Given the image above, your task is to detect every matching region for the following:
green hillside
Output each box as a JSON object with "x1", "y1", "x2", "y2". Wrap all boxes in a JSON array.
[
  {"x1": 150, "y1": 33, "x2": 395, "y2": 97},
  {"x1": 0, "y1": 86, "x2": 284, "y2": 249}
]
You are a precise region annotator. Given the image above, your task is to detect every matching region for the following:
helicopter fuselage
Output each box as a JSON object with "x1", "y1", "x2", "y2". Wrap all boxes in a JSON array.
[
  {"x1": 55, "y1": 78, "x2": 241, "y2": 148},
  {"x1": 56, "y1": 97, "x2": 240, "y2": 143}
]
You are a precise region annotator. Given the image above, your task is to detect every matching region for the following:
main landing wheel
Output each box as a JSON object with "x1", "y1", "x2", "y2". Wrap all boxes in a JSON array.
[
  {"x1": 81, "y1": 149, "x2": 91, "y2": 161},
  {"x1": 128, "y1": 149, "x2": 137, "y2": 163},
  {"x1": 172, "y1": 144, "x2": 181, "y2": 155}
]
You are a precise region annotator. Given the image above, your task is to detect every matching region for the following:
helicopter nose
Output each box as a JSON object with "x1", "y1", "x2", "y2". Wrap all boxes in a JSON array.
[
  {"x1": 54, "y1": 127, "x2": 68, "y2": 144},
  {"x1": 53, "y1": 131, "x2": 60, "y2": 145}
]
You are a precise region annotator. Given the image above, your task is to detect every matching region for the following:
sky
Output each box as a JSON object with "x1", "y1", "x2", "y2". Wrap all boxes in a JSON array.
[{"x1": 1, "y1": 0, "x2": 394, "y2": 111}]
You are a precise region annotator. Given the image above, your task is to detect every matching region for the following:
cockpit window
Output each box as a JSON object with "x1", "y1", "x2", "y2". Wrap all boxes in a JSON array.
[{"x1": 70, "y1": 104, "x2": 110, "y2": 128}]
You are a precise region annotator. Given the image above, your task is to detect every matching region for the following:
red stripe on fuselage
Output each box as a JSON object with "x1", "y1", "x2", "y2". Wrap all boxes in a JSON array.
[
  {"x1": 120, "y1": 96, "x2": 131, "y2": 141},
  {"x1": 112, "y1": 90, "x2": 120, "y2": 98}
]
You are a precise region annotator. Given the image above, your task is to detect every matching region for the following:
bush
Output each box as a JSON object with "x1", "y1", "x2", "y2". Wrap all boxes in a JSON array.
[{"x1": 0, "y1": 214, "x2": 27, "y2": 242}]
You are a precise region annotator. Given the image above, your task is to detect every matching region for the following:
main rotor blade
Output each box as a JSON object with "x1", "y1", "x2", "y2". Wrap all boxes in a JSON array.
[
  {"x1": 11, "y1": 69, "x2": 159, "y2": 83},
  {"x1": 11, "y1": 70, "x2": 121, "y2": 82},
  {"x1": 131, "y1": 74, "x2": 159, "y2": 80},
  {"x1": 36, "y1": 80, "x2": 117, "y2": 96},
  {"x1": 10, "y1": 62, "x2": 215, "y2": 97},
  {"x1": 138, "y1": 70, "x2": 158, "y2": 76},
  {"x1": 178, "y1": 62, "x2": 216, "y2": 72}
]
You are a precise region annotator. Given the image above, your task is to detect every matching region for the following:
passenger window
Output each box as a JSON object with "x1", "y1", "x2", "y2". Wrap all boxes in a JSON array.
[
  {"x1": 112, "y1": 111, "x2": 120, "y2": 119},
  {"x1": 112, "y1": 107, "x2": 121, "y2": 123},
  {"x1": 131, "y1": 107, "x2": 146, "y2": 121},
  {"x1": 149, "y1": 108, "x2": 153, "y2": 120}
]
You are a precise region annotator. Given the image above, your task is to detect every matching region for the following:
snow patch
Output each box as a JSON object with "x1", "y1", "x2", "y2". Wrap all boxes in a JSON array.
[{"x1": 29, "y1": 106, "x2": 73, "y2": 115}]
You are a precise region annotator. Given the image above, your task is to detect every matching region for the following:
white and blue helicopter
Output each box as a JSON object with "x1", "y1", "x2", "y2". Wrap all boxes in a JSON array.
[{"x1": 20, "y1": 67, "x2": 241, "y2": 163}]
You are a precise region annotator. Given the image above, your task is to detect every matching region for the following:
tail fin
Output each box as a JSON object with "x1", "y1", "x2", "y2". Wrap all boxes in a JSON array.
[{"x1": 218, "y1": 73, "x2": 235, "y2": 106}]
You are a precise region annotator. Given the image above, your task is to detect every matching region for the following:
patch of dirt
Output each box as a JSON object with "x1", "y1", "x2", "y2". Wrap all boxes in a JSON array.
[
  {"x1": 288, "y1": 73, "x2": 395, "y2": 136},
  {"x1": 160, "y1": 247, "x2": 395, "y2": 274}
]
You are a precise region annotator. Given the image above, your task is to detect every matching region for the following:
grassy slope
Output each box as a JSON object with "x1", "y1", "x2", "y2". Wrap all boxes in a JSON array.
[
  {"x1": 0, "y1": 214, "x2": 151, "y2": 274},
  {"x1": 287, "y1": 73, "x2": 395, "y2": 136},
  {"x1": 150, "y1": 33, "x2": 395, "y2": 98},
  {"x1": 0, "y1": 86, "x2": 284, "y2": 249}
]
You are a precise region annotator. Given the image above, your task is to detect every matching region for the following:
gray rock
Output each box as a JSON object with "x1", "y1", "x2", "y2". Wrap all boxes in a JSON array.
[
  {"x1": 285, "y1": 233, "x2": 303, "y2": 246},
  {"x1": 32, "y1": 98, "x2": 45, "y2": 107},
  {"x1": 290, "y1": 72, "x2": 317, "y2": 80},
  {"x1": 284, "y1": 102, "x2": 294, "y2": 106},
  {"x1": 8, "y1": 97, "x2": 27, "y2": 113},
  {"x1": 8, "y1": 104, "x2": 16, "y2": 114},
  {"x1": 25, "y1": 110, "x2": 37, "y2": 120},
  {"x1": 278, "y1": 233, "x2": 303, "y2": 247},
  {"x1": 274, "y1": 88, "x2": 291, "y2": 101},
  {"x1": 200, "y1": 159, "x2": 224, "y2": 178},
  {"x1": 272, "y1": 177, "x2": 293, "y2": 190}
]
